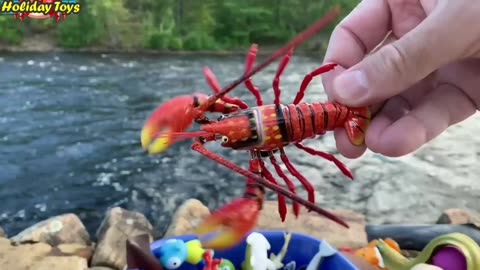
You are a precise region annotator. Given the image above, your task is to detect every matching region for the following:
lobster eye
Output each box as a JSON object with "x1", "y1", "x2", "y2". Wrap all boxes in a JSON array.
[
  {"x1": 221, "y1": 136, "x2": 229, "y2": 143},
  {"x1": 218, "y1": 115, "x2": 227, "y2": 120}
]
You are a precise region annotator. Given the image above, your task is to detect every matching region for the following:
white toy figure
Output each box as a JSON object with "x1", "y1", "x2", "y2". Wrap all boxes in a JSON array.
[
  {"x1": 242, "y1": 232, "x2": 276, "y2": 270},
  {"x1": 269, "y1": 231, "x2": 292, "y2": 269}
]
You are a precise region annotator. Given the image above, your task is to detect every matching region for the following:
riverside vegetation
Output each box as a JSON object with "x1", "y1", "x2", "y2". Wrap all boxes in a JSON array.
[{"x1": 0, "y1": 0, "x2": 358, "y2": 52}]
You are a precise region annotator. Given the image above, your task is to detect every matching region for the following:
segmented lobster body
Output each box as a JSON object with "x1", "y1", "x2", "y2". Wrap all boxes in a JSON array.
[
  {"x1": 140, "y1": 6, "x2": 370, "y2": 251},
  {"x1": 202, "y1": 102, "x2": 369, "y2": 152}
]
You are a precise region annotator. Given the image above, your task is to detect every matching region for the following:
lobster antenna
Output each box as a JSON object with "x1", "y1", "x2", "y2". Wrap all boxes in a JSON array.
[{"x1": 197, "y1": 5, "x2": 341, "y2": 112}]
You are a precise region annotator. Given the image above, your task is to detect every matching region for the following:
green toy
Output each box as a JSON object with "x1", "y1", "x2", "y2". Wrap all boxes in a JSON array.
[
  {"x1": 375, "y1": 232, "x2": 480, "y2": 270},
  {"x1": 218, "y1": 258, "x2": 236, "y2": 270}
]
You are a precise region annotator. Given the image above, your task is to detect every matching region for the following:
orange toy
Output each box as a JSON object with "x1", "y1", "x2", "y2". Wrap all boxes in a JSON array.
[{"x1": 341, "y1": 238, "x2": 401, "y2": 270}]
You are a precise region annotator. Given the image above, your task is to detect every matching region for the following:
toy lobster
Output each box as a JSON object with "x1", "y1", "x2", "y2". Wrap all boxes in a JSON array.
[{"x1": 141, "y1": 6, "x2": 371, "y2": 250}]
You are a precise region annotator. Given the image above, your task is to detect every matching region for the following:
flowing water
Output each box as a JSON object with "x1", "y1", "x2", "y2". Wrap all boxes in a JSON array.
[{"x1": 0, "y1": 52, "x2": 479, "y2": 238}]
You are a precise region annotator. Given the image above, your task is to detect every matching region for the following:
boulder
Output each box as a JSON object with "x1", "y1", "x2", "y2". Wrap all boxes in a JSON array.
[
  {"x1": 436, "y1": 208, "x2": 480, "y2": 227},
  {"x1": 164, "y1": 198, "x2": 210, "y2": 237},
  {"x1": 49, "y1": 243, "x2": 94, "y2": 260},
  {"x1": 31, "y1": 256, "x2": 89, "y2": 270},
  {"x1": 0, "y1": 239, "x2": 53, "y2": 270},
  {"x1": 164, "y1": 199, "x2": 368, "y2": 249},
  {"x1": 0, "y1": 233, "x2": 91, "y2": 270},
  {"x1": 10, "y1": 213, "x2": 91, "y2": 246},
  {"x1": 91, "y1": 207, "x2": 154, "y2": 270}
]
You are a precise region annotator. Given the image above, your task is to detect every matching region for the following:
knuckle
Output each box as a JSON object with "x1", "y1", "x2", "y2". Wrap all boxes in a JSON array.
[{"x1": 382, "y1": 43, "x2": 410, "y2": 79}]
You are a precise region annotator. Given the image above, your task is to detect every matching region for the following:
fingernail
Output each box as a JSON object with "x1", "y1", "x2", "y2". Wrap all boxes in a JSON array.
[{"x1": 334, "y1": 70, "x2": 368, "y2": 101}]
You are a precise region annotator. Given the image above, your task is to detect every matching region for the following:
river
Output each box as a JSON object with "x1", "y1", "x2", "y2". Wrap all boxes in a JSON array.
[{"x1": 0, "y1": 52, "x2": 479, "y2": 238}]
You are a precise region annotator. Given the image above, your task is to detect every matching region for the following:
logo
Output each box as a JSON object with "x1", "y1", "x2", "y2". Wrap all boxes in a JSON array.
[{"x1": 1, "y1": 0, "x2": 80, "y2": 22}]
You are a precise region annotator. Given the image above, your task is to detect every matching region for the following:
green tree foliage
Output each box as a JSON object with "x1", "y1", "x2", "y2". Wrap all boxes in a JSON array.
[{"x1": 0, "y1": 0, "x2": 360, "y2": 50}]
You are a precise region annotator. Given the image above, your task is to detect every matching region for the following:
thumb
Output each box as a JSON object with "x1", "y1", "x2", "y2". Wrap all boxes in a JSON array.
[{"x1": 330, "y1": 4, "x2": 466, "y2": 106}]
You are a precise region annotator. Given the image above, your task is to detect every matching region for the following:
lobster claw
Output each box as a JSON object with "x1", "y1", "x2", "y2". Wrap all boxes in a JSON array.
[
  {"x1": 195, "y1": 197, "x2": 261, "y2": 250},
  {"x1": 141, "y1": 95, "x2": 197, "y2": 154},
  {"x1": 141, "y1": 93, "x2": 240, "y2": 154}
]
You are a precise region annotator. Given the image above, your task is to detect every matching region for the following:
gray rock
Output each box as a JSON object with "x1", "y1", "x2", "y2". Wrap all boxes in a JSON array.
[
  {"x1": 10, "y1": 213, "x2": 91, "y2": 246},
  {"x1": 164, "y1": 198, "x2": 210, "y2": 237},
  {"x1": 91, "y1": 207, "x2": 153, "y2": 270},
  {"x1": 436, "y1": 208, "x2": 480, "y2": 227}
]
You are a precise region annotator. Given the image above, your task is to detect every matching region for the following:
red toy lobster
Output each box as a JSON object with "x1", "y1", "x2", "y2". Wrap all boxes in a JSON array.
[
  {"x1": 13, "y1": 0, "x2": 67, "y2": 22},
  {"x1": 141, "y1": 6, "x2": 371, "y2": 250}
]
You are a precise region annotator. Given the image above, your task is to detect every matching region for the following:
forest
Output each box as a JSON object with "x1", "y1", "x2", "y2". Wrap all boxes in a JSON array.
[{"x1": 0, "y1": 0, "x2": 359, "y2": 51}]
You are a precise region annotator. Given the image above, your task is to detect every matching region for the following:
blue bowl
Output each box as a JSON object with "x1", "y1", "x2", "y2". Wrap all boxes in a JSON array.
[{"x1": 150, "y1": 230, "x2": 358, "y2": 270}]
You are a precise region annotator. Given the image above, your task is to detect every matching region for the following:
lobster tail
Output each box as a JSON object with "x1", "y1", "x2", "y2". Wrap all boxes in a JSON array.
[{"x1": 344, "y1": 106, "x2": 371, "y2": 145}]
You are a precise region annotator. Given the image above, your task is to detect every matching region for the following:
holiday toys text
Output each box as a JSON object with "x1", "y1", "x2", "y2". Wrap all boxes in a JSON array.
[{"x1": 1, "y1": 0, "x2": 80, "y2": 15}]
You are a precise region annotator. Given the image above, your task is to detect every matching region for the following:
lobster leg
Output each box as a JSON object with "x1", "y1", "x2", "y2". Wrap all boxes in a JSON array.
[
  {"x1": 273, "y1": 49, "x2": 294, "y2": 105},
  {"x1": 243, "y1": 44, "x2": 263, "y2": 106},
  {"x1": 295, "y1": 142, "x2": 353, "y2": 180},
  {"x1": 292, "y1": 63, "x2": 338, "y2": 104},
  {"x1": 268, "y1": 153, "x2": 301, "y2": 217},
  {"x1": 278, "y1": 148, "x2": 316, "y2": 205},
  {"x1": 203, "y1": 66, "x2": 249, "y2": 109},
  {"x1": 258, "y1": 156, "x2": 287, "y2": 221},
  {"x1": 191, "y1": 139, "x2": 348, "y2": 228}
]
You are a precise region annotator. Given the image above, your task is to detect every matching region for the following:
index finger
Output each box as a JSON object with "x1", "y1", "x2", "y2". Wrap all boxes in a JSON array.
[{"x1": 322, "y1": 0, "x2": 391, "y2": 98}]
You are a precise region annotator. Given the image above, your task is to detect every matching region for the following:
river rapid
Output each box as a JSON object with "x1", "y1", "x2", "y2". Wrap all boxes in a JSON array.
[{"x1": 0, "y1": 52, "x2": 478, "y2": 237}]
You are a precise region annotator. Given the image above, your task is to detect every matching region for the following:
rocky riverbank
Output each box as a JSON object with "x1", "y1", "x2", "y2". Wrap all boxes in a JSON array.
[{"x1": 0, "y1": 199, "x2": 479, "y2": 270}]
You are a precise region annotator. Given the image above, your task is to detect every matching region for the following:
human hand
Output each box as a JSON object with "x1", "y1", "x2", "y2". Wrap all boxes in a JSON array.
[{"x1": 322, "y1": 0, "x2": 480, "y2": 158}]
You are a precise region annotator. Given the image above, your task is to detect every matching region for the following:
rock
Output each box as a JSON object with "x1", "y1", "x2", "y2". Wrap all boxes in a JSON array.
[
  {"x1": 436, "y1": 208, "x2": 480, "y2": 227},
  {"x1": 254, "y1": 201, "x2": 368, "y2": 249},
  {"x1": 164, "y1": 198, "x2": 210, "y2": 237},
  {"x1": 0, "y1": 239, "x2": 52, "y2": 269},
  {"x1": 0, "y1": 226, "x2": 4, "y2": 237},
  {"x1": 10, "y1": 213, "x2": 91, "y2": 246},
  {"x1": 31, "y1": 256, "x2": 88, "y2": 270},
  {"x1": 48, "y1": 243, "x2": 94, "y2": 260},
  {"x1": 89, "y1": 267, "x2": 116, "y2": 270},
  {"x1": 0, "y1": 236, "x2": 90, "y2": 270},
  {"x1": 91, "y1": 207, "x2": 154, "y2": 270}
]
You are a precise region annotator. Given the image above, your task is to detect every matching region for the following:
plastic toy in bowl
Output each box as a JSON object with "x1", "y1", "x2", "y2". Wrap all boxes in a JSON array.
[
  {"x1": 375, "y1": 232, "x2": 480, "y2": 270},
  {"x1": 152, "y1": 238, "x2": 214, "y2": 269},
  {"x1": 339, "y1": 238, "x2": 400, "y2": 269},
  {"x1": 146, "y1": 230, "x2": 359, "y2": 270}
]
